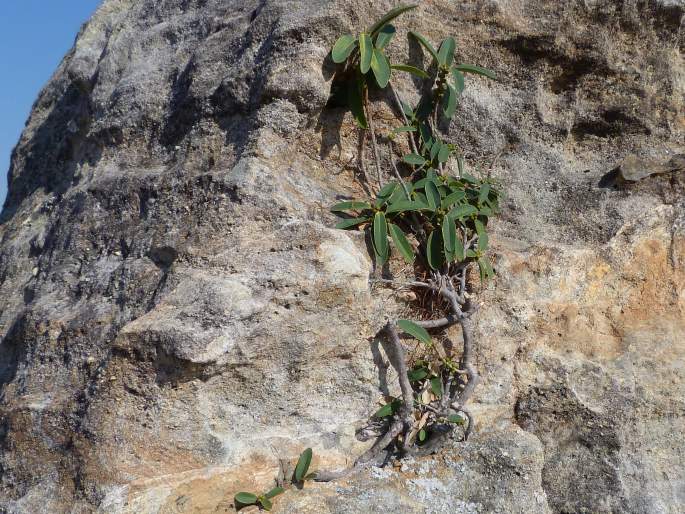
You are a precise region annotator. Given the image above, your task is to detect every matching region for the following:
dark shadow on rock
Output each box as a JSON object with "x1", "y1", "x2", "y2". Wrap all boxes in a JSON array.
[
  {"x1": 316, "y1": 107, "x2": 346, "y2": 162},
  {"x1": 1, "y1": 80, "x2": 101, "y2": 224},
  {"x1": 598, "y1": 168, "x2": 621, "y2": 189},
  {"x1": 571, "y1": 109, "x2": 650, "y2": 141},
  {"x1": 148, "y1": 245, "x2": 178, "y2": 269},
  {"x1": 153, "y1": 345, "x2": 214, "y2": 386},
  {"x1": 321, "y1": 50, "x2": 337, "y2": 82},
  {"x1": 407, "y1": 35, "x2": 435, "y2": 93},
  {"x1": 316, "y1": 65, "x2": 350, "y2": 161},
  {"x1": 0, "y1": 314, "x2": 29, "y2": 399},
  {"x1": 161, "y1": 59, "x2": 203, "y2": 149},
  {"x1": 497, "y1": 34, "x2": 614, "y2": 95}
]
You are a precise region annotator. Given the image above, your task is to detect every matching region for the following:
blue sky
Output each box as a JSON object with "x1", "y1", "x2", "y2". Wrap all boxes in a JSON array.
[{"x1": 0, "y1": 1, "x2": 101, "y2": 208}]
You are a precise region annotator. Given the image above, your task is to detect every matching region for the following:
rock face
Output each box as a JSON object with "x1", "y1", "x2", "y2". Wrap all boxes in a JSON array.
[{"x1": 0, "y1": 0, "x2": 683, "y2": 513}]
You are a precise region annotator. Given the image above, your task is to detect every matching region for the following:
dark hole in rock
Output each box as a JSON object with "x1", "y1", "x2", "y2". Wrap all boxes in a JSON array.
[{"x1": 148, "y1": 246, "x2": 178, "y2": 268}]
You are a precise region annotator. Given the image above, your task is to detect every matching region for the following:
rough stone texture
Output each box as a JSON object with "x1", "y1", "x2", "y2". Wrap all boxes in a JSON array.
[{"x1": 0, "y1": 0, "x2": 683, "y2": 513}]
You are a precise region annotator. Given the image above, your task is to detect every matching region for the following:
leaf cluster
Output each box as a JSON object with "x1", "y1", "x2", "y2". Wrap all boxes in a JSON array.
[
  {"x1": 331, "y1": 5, "x2": 496, "y2": 129},
  {"x1": 408, "y1": 32, "x2": 496, "y2": 121},
  {"x1": 331, "y1": 5, "x2": 419, "y2": 128},
  {"x1": 330, "y1": 7, "x2": 500, "y2": 281},
  {"x1": 234, "y1": 488, "x2": 284, "y2": 512},
  {"x1": 332, "y1": 171, "x2": 500, "y2": 280}
]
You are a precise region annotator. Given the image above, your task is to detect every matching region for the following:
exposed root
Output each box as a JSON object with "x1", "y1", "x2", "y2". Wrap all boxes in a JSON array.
[{"x1": 315, "y1": 272, "x2": 482, "y2": 481}]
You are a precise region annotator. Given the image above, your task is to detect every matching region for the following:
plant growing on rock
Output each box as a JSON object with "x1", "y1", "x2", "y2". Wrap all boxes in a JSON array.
[
  {"x1": 233, "y1": 448, "x2": 316, "y2": 511},
  {"x1": 234, "y1": 488, "x2": 284, "y2": 512},
  {"x1": 292, "y1": 447, "x2": 317, "y2": 485},
  {"x1": 325, "y1": 4, "x2": 500, "y2": 476}
]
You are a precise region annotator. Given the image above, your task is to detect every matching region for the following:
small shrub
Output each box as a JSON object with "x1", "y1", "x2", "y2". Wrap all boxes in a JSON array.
[{"x1": 328, "y1": 3, "x2": 501, "y2": 463}]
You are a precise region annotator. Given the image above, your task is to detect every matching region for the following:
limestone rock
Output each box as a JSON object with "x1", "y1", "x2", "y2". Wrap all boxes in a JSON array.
[{"x1": 0, "y1": 1, "x2": 683, "y2": 513}]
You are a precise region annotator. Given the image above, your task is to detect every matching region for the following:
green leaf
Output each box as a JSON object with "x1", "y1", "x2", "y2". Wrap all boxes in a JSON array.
[
  {"x1": 446, "y1": 176, "x2": 465, "y2": 188},
  {"x1": 456, "y1": 153, "x2": 465, "y2": 176},
  {"x1": 426, "y1": 230, "x2": 444, "y2": 270},
  {"x1": 438, "y1": 141, "x2": 450, "y2": 163},
  {"x1": 374, "y1": 403, "x2": 393, "y2": 418},
  {"x1": 437, "y1": 37, "x2": 456, "y2": 66},
  {"x1": 415, "y1": 95, "x2": 434, "y2": 120},
  {"x1": 397, "y1": 319, "x2": 433, "y2": 345},
  {"x1": 425, "y1": 181, "x2": 441, "y2": 210},
  {"x1": 475, "y1": 219, "x2": 489, "y2": 252},
  {"x1": 430, "y1": 376, "x2": 443, "y2": 398},
  {"x1": 374, "y1": 398, "x2": 399, "y2": 418},
  {"x1": 377, "y1": 182, "x2": 398, "y2": 198},
  {"x1": 392, "y1": 125, "x2": 417, "y2": 134},
  {"x1": 386, "y1": 199, "x2": 429, "y2": 214},
  {"x1": 442, "y1": 218, "x2": 458, "y2": 261},
  {"x1": 418, "y1": 123, "x2": 432, "y2": 147},
  {"x1": 388, "y1": 183, "x2": 406, "y2": 204},
  {"x1": 447, "y1": 204, "x2": 478, "y2": 219},
  {"x1": 391, "y1": 64, "x2": 429, "y2": 79},
  {"x1": 348, "y1": 77, "x2": 368, "y2": 128},
  {"x1": 412, "y1": 191, "x2": 428, "y2": 205},
  {"x1": 368, "y1": 4, "x2": 418, "y2": 37},
  {"x1": 444, "y1": 83, "x2": 458, "y2": 119},
  {"x1": 452, "y1": 69, "x2": 465, "y2": 94},
  {"x1": 454, "y1": 237, "x2": 465, "y2": 261},
  {"x1": 294, "y1": 448, "x2": 313, "y2": 482},
  {"x1": 259, "y1": 497, "x2": 273, "y2": 511},
  {"x1": 401, "y1": 100, "x2": 415, "y2": 119},
  {"x1": 408, "y1": 367, "x2": 429, "y2": 381},
  {"x1": 335, "y1": 217, "x2": 370, "y2": 229},
  {"x1": 454, "y1": 63, "x2": 496, "y2": 79},
  {"x1": 403, "y1": 153, "x2": 427, "y2": 166},
  {"x1": 429, "y1": 140, "x2": 440, "y2": 161},
  {"x1": 331, "y1": 34, "x2": 356, "y2": 63},
  {"x1": 359, "y1": 33, "x2": 373, "y2": 74},
  {"x1": 371, "y1": 48, "x2": 391, "y2": 88},
  {"x1": 412, "y1": 177, "x2": 428, "y2": 189},
  {"x1": 373, "y1": 212, "x2": 389, "y2": 264},
  {"x1": 487, "y1": 191, "x2": 500, "y2": 210},
  {"x1": 389, "y1": 223, "x2": 415, "y2": 264},
  {"x1": 265, "y1": 487, "x2": 285, "y2": 499},
  {"x1": 418, "y1": 429, "x2": 427, "y2": 442},
  {"x1": 478, "y1": 257, "x2": 495, "y2": 281},
  {"x1": 442, "y1": 190, "x2": 465, "y2": 209},
  {"x1": 235, "y1": 492, "x2": 258, "y2": 505},
  {"x1": 447, "y1": 414, "x2": 466, "y2": 425},
  {"x1": 375, "y1": 182, "x2": 398, "y2": 208},
  {"x1": 330, "y1": 201, "x2": 372, "y2": 212},
  {"x1": 478, "y1": 183, "x2": 491, "y2": 205},
  {"x1": 408, "y1": 31, "x2": 439, "y2": 63},
  {"x1": 375, "y1": 24, "x2": 396, "y2": 49}
]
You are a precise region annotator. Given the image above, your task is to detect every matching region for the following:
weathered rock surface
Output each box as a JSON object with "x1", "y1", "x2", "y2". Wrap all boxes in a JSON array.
[{"x1": 0, "y1": 0, "x2": 683, "y2": 513}]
